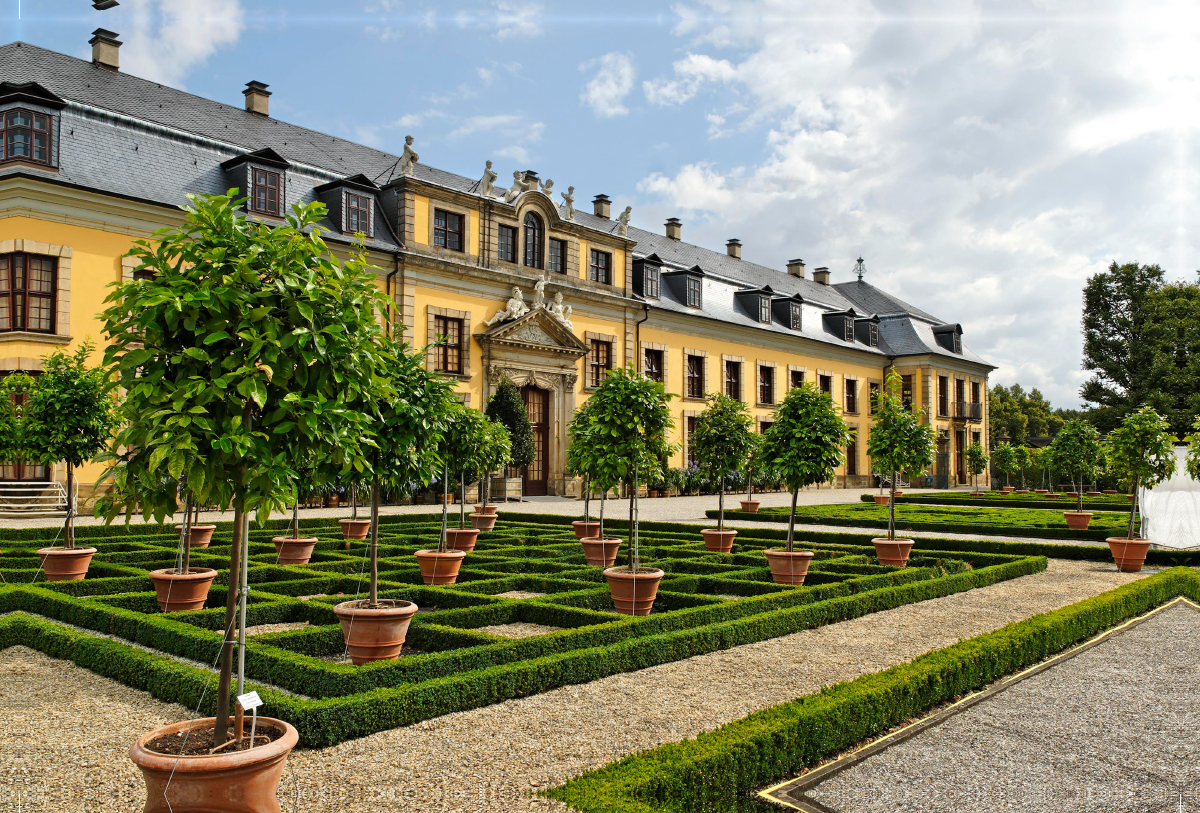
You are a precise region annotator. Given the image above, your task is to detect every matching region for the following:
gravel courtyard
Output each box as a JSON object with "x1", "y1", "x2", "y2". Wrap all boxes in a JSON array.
[
  {"x1": 804, "y1": 599, "x2": 1200, "y2": 813},
  {"x1": 0, "y1": 559, "x2": 1147, "y2": 812}
]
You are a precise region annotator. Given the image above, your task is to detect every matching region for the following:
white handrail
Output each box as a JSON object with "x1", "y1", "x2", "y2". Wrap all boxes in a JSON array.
[{"x1": 0, "y1": 481, "x2": 68, "y2": 517}]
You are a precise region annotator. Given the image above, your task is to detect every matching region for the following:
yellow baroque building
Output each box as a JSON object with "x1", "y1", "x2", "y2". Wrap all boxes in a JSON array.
[{"x1": 0, "y1": 34, "x2": 993, "y2": 500}]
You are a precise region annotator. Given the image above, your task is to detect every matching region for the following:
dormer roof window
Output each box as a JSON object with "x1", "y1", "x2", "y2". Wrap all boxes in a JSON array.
[
  {"x1": 633, "y1": 254, "x2": 662, "y2": 299},
  {"x1": 664, "y1": 264, "x2": 705, "y2": 309},
  {"x1": 822, "y1": 308, "x2": 858, "y2": 343},
  {"x1": 0, "y1": 82, "x2": 65, "y2": 169},
  {"x1": 734, "y1": 285, "x2": 774, "y2": 324},
  {"x1": 221, "y1": 147, "x2": 290, "y2": 218},
  {"x1": 853, "y1": 315, "x2": 881, "y2": 347},
  {"x1": 932, "y1": 323, "x2": 964, "y2": 354},
  {"x1": 314, "y1": 173, "x2": 378, "y2": 238}
]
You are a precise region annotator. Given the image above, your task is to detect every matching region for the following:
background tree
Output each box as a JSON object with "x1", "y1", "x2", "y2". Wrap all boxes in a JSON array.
[
  {"x1": 866, "y1": 371, "x2": 936, "y2": 541},
  {"x1": 691, "y1": 393, "x2": 756, "y2": 531},
  {"x1": 475, "y1": 418, "x2": 513, "y2": 510},
  {"x1": 989, "y1": 383, "x2": 1066, "y2": 444},
  {"x1": 0, "y1": 373, "x2": 31, "y2": 490},
  {"x1": 1104, "y1": 406, "x2": 1176, "y2": 540},
  {"x1": 441, "y1": 405, "x2": 507, "y2": 531},
  {"x1": 1186, "y1": 417, "x2": 1200, "y2": 482},
  {"x1": 760, "y1": 382, "x2": 852, "y2": 551},
  {"x1": 486, "y1": 378, "x2": 535, "y2": 472},
  {"x1": 566, "y1": 402, "x2": 603, "y2": 531},
  {"x1": 97, "y1": 193, "x2": 388, "y2": 745},
  {"x1": 991, "y1": 442, "x2": 1018, "y2": 488},
  {"x1": 1081, "y1": 262, "x2": 1200, "y2": 435},
  {"x1": 1012, "y1": 444, "x2": 1031, "y2": 488},
  {"x1": 964, "y1": 442, "x2": 989, "y2": 492},
  {"x1": 1048, "y1": 419, "x2": 1103, "y2": 512},
  {"x1": 575, "y1": 367, "x2": 675, "y2": 571},
  {"x1": 22, "y1": 341, "x2": 116, "y2": 548}
]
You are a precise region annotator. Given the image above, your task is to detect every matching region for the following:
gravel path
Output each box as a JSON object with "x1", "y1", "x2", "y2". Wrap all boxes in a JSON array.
[
  {"x1": 1, "y1": 559, "x2": 1146, "y2": 811},
  {"x1": 479, "y1": 623, "x2": 567, "y2": 639},
  {"x1": 805, "y1": 600, "x2": 1200, "y2": 813}
]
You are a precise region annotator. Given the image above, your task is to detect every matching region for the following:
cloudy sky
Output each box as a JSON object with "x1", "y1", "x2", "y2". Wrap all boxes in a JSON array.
[{"x1": 7, "y1": 0, "x2": 1198, "y2": 408}]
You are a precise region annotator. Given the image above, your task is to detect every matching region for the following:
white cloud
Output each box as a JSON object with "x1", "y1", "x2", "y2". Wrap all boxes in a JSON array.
[
  {"x1": 643, "y1": 53, "x2": 736, "y2": 106},
  {"x1": 580, "y1": 52, "x2": 636, "y2": 118},
  {"x1": 117, "y1": 0, "x2": 242, "y2": 87},
  {"x1": 495, "y1": 1, "x2": 543, "y2": 38}
]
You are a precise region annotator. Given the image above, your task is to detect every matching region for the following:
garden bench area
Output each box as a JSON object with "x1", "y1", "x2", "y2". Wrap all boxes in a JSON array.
[{"x1": 0, "y1": 515, "x2": 1044, "y2": 748}]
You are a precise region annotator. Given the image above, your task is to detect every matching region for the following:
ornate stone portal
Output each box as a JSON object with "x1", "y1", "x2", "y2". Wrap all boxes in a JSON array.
[{"x1": 476, "y1": 306, "x2": 588, "y2": 496}]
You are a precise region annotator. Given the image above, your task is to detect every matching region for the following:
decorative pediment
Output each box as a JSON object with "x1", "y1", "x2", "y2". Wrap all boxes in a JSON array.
[{"x1": 477, "y1": 307, "x2": 588, "y2": 357}]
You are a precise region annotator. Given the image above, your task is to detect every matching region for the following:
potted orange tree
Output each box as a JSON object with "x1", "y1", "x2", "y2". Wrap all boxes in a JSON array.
[
  {"x1": 567, "y1": 398, "x2": 623, "y2": 566},
  {"x1": 442, "y1": 406, "x2": 504, "y2": 550},
  {"x1": 1049, "y1": 419, "x2": 1103, "y2": 531},
  {"x1": 580, "y1": 367, "x2": 675, "y2": 614},
  {"x1": 692, "y1": 393, "x2": 756, "y2": 553},
  {"x1": 415, "y1": 402, "x2": 477, "y2": 583},
  {"x1": 469, "y1": 418, "x2": 512, "y2": 531},
  {"x1": 565, "y1": 412, "x2": 601, "y2": 542},
  {"x1": 739, "y1": 433, "x2": 764, "y2": 512},
  {"x1": 102, "y1": 193, "x2": 387, "y2": 807},
  {"x1": 758, "y1": 382, "x2": 853, "y2": 583},
  {"x1": 965, "y1": 441, "x2": 989, "y2": 495},
  {"x1": 866, "y1": 371, "x2": 936, "y2": 568},
  {"x1": 991, "y1": 442, "x2": 1018, "y2": 493},
  {"x1": 21, "y1": 342, "x2": 116, "y2": 582},
  {"x1": 1103, "y1": 406, "x2": 1175, "y2": 572}
]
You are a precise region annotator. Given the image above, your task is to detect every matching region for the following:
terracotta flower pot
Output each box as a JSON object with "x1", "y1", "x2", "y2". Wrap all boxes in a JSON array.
[
  {"x1": 603, "y1": 566, "x2": 664, "y2": 615},
  {"x1": 701, "y1": 528, "x2": 737, "y2": 553},
  {"x1": 272, "y1": 536, "x2": 318, "y2": 565},
  {"x1": 739, "y1": 500, "x2": 760, "y2": 513},
  {"x1": 1107, "y1": 537, "x2": 1151, "y2": 573},
  {"x1": 445, "y1": 528, "x2": 480, "y2": 552},
  {"x1": 324, "y1": 495, "x2": 339, "y2": 508},
  {"x1": 1127, "y1": 494, "x2": 1136, "y2": 503},
  {"x1": 892, "y1": 490, "x2": 904, "y2": 497},
  {"x1": 572, "y1": 520, "x2": 601, "y2": 540},
  {"x1": 1045, "y1": 493, "x2": 1062, "y2": 498},
  {"x1": 338, "y1": 518, "x2": 371, "y2": 540},
  {"x1": 969, "y1": 491, "x2": 986, "y2": 496},
  {"x1": 470, "y1": 513, "x2": 498, "y2": 531},
  {"x1": 415, "y1": 549, "x2": 466, "y2": 585},
  {"x1": 1086, "y1": 491, "x2": 1103, "y2": 497},
  {"x1": 474, "y1": 504, "x2": 498, "y2": 515},
  {"x1": 333, "y1": 599, "x2": 419, "y2": 664},
  {"x1": 1001, "y1": 487, "x2": 1015, "y2": 494},
  {"x1": 873, "y1": 494, "x2": 890, "y2": 506},
  {"x1": 129, "y1": 715, "x2": 298, "y2": 813},
  {"x1": 148, "y1": 568, "x2": 217, "y2": 612},
  {"x1": 581, "y1": 537, "x2": 621, "y2": 567},
  {"x1": 1014, "y1": 489, "x2": 1029, "y2": 494},
  {"x1": 1063, "y1": 511, "x2": 1093, "y2": 531},
  {"x1": 763, "y1": 548, "x2": 815, "y2": 585},
  {"x1": 1103, "y1": 489, "x2": 1118, "y2": 495},
  {"x1": 36, "y1": 547, "x2": 96, "y2": 582},
  {"x1": 1035, "y1": 489, "x2": 1048, "y2": 494},
  {"x1": 175, "y1": 524, "x2": 216, "y2": 547},
  {"x1": 1066, "y1": 492, "x2": 1081, "y2": 499},
  {"x1": 872, "y1": 538, "x2": 915, "y2": 567}
]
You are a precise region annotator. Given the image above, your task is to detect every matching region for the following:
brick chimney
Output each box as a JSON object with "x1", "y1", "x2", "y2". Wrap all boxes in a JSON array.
[
  {"x1": 786, "y1": 258, "x2": 806, "y2": 278},
  {"x1": 665, "y1": 218, "x2": 681, "y2": 241},
  {"x1": 243, "y1": 81, "x2": 271, "y2": 116},
  {"x1": 592, "y1": 194, "x2": 611, "y2": 219},
  {"x1": 813, "y1": 266, "x2": 830, "y2": 285},
  {"x1": 89, "y1": 28, "x2": 121, "y2": 71},
  {"x1": 726, "y1": 239, "x2": 742, "y2": 259}
]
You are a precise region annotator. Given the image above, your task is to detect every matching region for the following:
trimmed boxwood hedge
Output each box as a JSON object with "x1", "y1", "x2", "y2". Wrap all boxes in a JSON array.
[
  {"x1": 0, "y1": 516, "x2": 1043, "y2": 747},
  {"x1": 863, "y1": 491, "x2": 1131, "y2": 512},
  {"x1": 545, "y1": 567, "x2": 1200, "y2": 813}
]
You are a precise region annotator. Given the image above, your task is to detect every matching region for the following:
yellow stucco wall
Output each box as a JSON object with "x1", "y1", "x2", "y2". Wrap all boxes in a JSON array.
[{"x1": 412, "y1": 194, "x2": 429, "y2": 245}]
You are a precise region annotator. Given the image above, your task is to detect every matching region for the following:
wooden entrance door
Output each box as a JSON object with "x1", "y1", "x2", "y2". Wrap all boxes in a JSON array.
[
  {"x1": 955, "y1": 430, "x2": 967, "y2": 485},
  {"x1": 522, "y1": 385, "x2": 549, "y2": 496}
]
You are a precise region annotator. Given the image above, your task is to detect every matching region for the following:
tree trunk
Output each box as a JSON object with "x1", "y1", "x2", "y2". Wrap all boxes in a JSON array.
[
  {"x1": 583, "y1": 477, "x2": 590, "y2": 524},
  {"x1": 369, "y1": 467, "x2": 380, "y2": 606},
  {"x1": 1127, "y1": 476, "x2": 1139, "y2": 539},
  {"x1": 351, "y1": 488, "x2": 358, "y2": 521},
  {"x1": 599, "y1": 488, "x2": 605, "y2": 541},
  {"x1": 214, "y1": 496, "x2": 244, "y2": 745},
  {"x1": 889, "y1": 471, "x2": 897, "y2": 541},
  {"x1": 181, "y1": 491, "x2": 192, "y2": 576},
  {"x1": 64, "y1": 462, "x2": 74, "y2": 549},
  {"x1": 628, "y1": 464, "x2": 639, "y2": 571},
  {"x1": 718, "y1": 476, "x2": 725, "y2": 532},
  {"x1": 786, "y1": 487, "x2": 798, "y2": 552},
  {"x1": 439, "y1": 461, "x2": 449, "y2": 553},
  {"x1": 459, "y1": 471, "x2": 466, "y2": 529},
  {"x1": 1077, "y1": 477, "x2": 1083, "y2": 513},
  {"x1": 747, "y1": 468, "x2": 754, "y2": 501},
  {"x1": 236, "y1": 498, "x2": 249, "y2": 699}
]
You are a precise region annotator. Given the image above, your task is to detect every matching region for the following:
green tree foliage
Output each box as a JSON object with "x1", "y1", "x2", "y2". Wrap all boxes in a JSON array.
[
  {"x1": 1186, "y1": 418, "x2": 1200, "y2": 482},
  {"x1": 1012, "y1": 444, "x2": 1031, "y2": 489},
  {"x1": 1104, "y1": 406, "x2": 1176, "y2": 539},
  {"x1": 691, "y1": 394, "x2": 757, "y2": 531},
  {"x1": 96, "y1": 192, "x2": 390, "y2": 742},
  {"x1": 21, "y1": 342, "x2": 117, "y2": 547},
  {"x1": 485, "y1": 378, "x2": 535, "y2": 470},
  {"x1": 1048, "y1": 419, "x2": 1103, "y2": 512},
  {"x1": 964, "y1": 443, "x2": 989, "y2": 492},
  {"x1": 865, "y1": 371, "x2": 936, "y2": 541},
  {"x1": 573, "y1": 366, "x2": 676, "y2": 569},
  {"x1": 1082, "y1": 263, "x2": 1200, "y2": 436},
  {"x1": 438, "y1": 404, "x2": 511, "y2": 532},
  {"x1": 990, "y1": 442, "x2": 1018, "y2": 488},
  {"x1": 989, "y1": 384, "x2": 1066, "y2": 445}
]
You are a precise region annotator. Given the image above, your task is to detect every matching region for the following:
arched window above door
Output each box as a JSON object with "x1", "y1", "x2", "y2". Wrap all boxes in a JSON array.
[{"x1": 523, "y1": 212, "x2": 543, "y2": 269}]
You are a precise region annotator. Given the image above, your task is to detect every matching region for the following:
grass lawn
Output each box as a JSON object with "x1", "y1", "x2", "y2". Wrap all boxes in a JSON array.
[
  {"x1": 870, "y1": 491, "x2": 1131, "y2": 511},
  {"x1": 715, "y1": 502, "x2": 1134, "y2": 540}
]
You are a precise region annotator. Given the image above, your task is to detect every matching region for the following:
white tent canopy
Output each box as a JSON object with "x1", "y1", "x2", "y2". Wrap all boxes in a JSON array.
[{"x1": 1141, "y1": 446, "x2": 1200, "y2": 550}]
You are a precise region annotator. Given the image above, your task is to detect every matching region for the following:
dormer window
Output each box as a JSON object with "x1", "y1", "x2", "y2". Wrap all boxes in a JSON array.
[
  {"x1": 251, "y1": 168, "x2": 281, "y2": 216},
  {"x1": 758, "y1": 296, "x2": 771, "y2": 324},
  {"x1": 869, "y1": 323, "x2": 879, "y2": 347},
  {"x1": 790, "y1": 303, "x2": 802, "y2": 330},
  {"x1": 1, "y1": 109, "x2": 54, "y2": 167},
  {"x1": 686, "y1": 276, "x2": 702, "y2": 308},
  {"x1": 346, "y1": 192, "x2": 371, "y2": 234},
  {"x1": 844, "y1": 318, "x2": 854, "y2": 342},
  {"x1": 953, "y1": 333, "x2": 961, "y2": 353},
  {"x1": 644, "y1": 264, "x2": 659, "y2": 299},
  {"x1": 932, "y1": 323, "x2": 964, "y2": 354}
]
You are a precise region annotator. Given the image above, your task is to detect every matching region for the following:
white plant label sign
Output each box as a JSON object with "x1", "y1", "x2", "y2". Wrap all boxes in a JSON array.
[{"x1": 237, "y1": 690, "x2": 263, "y2": 711}]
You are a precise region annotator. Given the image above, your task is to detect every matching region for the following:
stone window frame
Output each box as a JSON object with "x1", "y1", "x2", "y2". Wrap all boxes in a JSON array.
[
  {"x1": 843, "y1": 374, "x2": 861, "y2": 416},
  {"x1": 640, "y1": 340, "x2": 668, "y2": 386},
  {"x1": 867, "y1": 376, "x2": 883, "y2": 415},
  {"x1": 845, "y1": 421, "x2": 861, "y2": 475},
  {"x1": 427, "y1": 199, "x2": 474, "y2": 259},
  {"x1": 682, "y1": 408, "x2": 703, "y2": 466},
  {"x1": 722, "y1": 353, "x2": 744, "y2": 402},
  {"x1": 0, "y1": 239, "x2": 71, "y2": 348},
  {"x1": 584, "y1": 330, "x2": 618, "y2": 392},
  {"x1": 426, "y1": 304, "x2": 472, "y2": 381},
  {"x1": 756, "y1": 359, "x2": 777, "y2": 408},
  {"x1": 343, "y1": 190, "x2": 375, "y2": 238},
  {"x1": 817, "y1": 368, "x2": 836, "y2": 399},
  {"x1": 787, "y1": 364, "x2": 807, "y2": 391},
  {"x1": 682, "y1": 347, "x2": 709, "y2": 402}
]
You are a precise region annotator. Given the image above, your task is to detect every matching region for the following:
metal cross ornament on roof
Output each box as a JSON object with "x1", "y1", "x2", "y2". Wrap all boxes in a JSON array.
[{"x1": 854, "y1": 257, "x2": 866, "y2": 282}]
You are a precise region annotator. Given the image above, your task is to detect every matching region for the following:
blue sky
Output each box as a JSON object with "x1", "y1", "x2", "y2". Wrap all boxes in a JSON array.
[{"x1": 4, "y1": 0, "x2": 1198, "y2": 409}]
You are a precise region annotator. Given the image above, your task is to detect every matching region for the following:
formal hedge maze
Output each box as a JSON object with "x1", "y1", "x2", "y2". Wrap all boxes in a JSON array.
[{"x1": 0, "y1": 515, "x2": 1045, "y2": 747}]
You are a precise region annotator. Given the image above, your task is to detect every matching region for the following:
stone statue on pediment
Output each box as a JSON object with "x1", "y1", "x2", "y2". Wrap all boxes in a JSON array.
[
  {"x1": 541, "y1": 178, "x2": 555, "y2": 198},
  {"x1": 615, "y1": 205, "x2": 632, "y2": 237},
  {"x1": 561, "y1": 186, "x2": 575, "y2": 221},
  {"x1": 503, "y1": 171, "x2": 525, "y2": 204},
  {"x1": 399, "y1": 135, "x2": 419, "y2": 176},
  {"x1": 484, "y1": 285, "x2": 530, "y2": 326},
  {"x1": 549, "y1": 291, "x2": 566, "y2": 321},
  {"x1": 561, "y1": 304, "x2": 573, "y2": 329},
  {"x1": 532, "y1": 276, "x2": 547, "y2": 310},
  {"x1": 480, "y1": 159, "x2": 498, "y2": 197}
]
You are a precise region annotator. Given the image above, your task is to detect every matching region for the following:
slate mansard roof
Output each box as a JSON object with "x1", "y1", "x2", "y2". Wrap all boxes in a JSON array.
[{"x1": 0, "y1": 40, "x2": 992, "y2": 369}]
